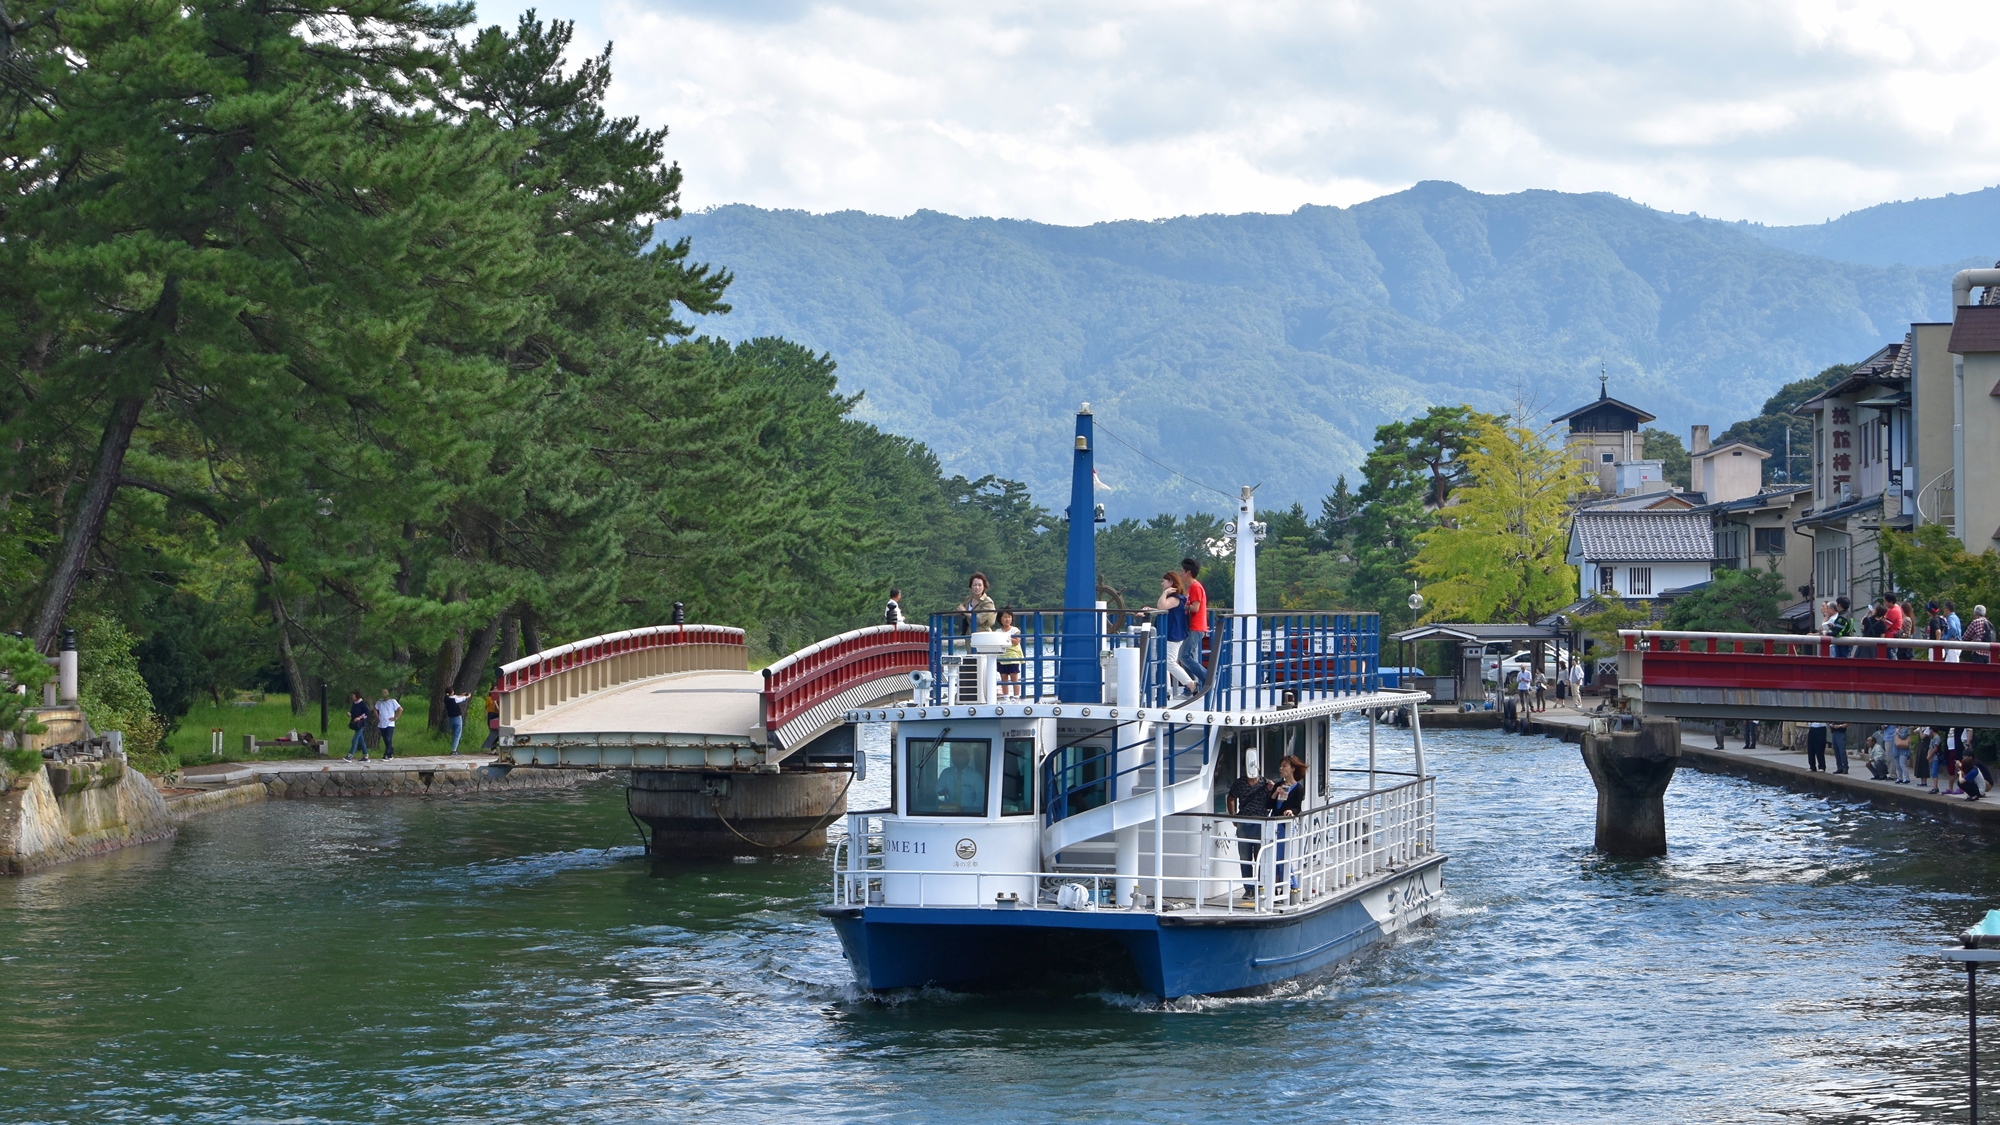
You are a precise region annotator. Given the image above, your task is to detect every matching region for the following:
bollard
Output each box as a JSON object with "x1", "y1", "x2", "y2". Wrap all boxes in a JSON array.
[
  {"x1": 1580, "y1": 717, "x2": 1681, "y2": 857},
  {"x1": 58, "y1": 628, "x2": 78, "y2": 704}
]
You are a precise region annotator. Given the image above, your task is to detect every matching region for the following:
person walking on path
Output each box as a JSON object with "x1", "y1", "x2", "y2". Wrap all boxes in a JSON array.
[
  {"x1": 1567, "y1": 659, "x2": 1584, "y2": 702},
  {"x1": 1967, "y1": 605, "x2": 1996, "y2": 663},
  {"x1": 481, "y1": 691, "x2": 502, "y2": 751},
  {"x1": 342, "y1": 690, "x2": 371, "y2": 761},
  {"x1": 444, "y1": 690, "x2": 471, "y2": 755},
  {"x1": 884, "y1": 588, "x2": 905, "y2": 626},
  {"x1": 1805, "y1": 721, "x2": 1828, "y2": 772},
  {"x1": 374, "y1": 689, "x2": 403, "y2": 760},
  {"x1": 1829, "y1": 721, "x2": 1850, "y2": 774},
  {"x1": 959, "y1": 573, "x2": 996, "y2": 632},
  {"x1": 1179, "y1": 558, "x2": 1209, "y2": 685},
  {"x1": 1533, "y1": 673, "x2": 1547, "y2": 712}
]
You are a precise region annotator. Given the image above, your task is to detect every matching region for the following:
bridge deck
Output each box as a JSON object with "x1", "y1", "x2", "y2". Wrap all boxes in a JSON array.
[{"x1": 510, "y1": 669, "x2": 765, "y2": 746}]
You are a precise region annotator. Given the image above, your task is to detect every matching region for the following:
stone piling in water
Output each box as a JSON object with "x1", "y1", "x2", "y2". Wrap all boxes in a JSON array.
[{"x1": 1580, "y1": 717, "x2": 1681, "y2": 857}]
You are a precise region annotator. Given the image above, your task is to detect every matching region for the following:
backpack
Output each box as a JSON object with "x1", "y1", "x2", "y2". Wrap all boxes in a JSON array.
[{"x1": 884, "y1": 600, "x2": 902, "y2": 626}]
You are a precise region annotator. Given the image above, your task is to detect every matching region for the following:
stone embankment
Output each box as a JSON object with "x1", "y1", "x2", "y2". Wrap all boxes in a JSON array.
[
  {"x1": 178, "y1": 755, "x2": 590, "y2": 803},
  {"x1": 0, "y1": 752, "x2": 176, "y2": 874}
]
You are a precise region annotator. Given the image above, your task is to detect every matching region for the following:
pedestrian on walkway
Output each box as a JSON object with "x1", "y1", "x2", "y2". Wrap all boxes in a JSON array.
[
  {"x1": 374, "y1": 689, "x2": 403, "y2": 760},
  {"x1": 1180, "y1": 558, "x2": 1209, "y2": 685},
  {"x1": 1533, "y1": 673, "x2": 1547, "y2": 712},
  {"x1": 1966, "y1": 605, "x2": 1995, "y2": 663},
  {"x1": 342, "y1": 690, "x2": 370, "y2": 761},
  {"x1": 1829, "y1": 721, "x2": 1849, "y2": 774},
  {"x1": 1805, "y1": 721, "x2": 1828, "y2": 772},
  {"x1": 1567, "y1": 659, "x2": 1584, "y2": 700},
  {"x1": 481, "y1": 691, "x2": 501, "y2": 751},
  {"x1": 1865, "y1": 734, "x2": 1890, "y2": 780},
  {"x1": 444, "y1": 690, "x2": 471, "y2": 755},
  {"x1": 1743, "y1": 717, "x2": 1759, "y2": 750},
  {"x1": 1923, "y1": 727, "x2": 1945, "y2": 794},
  {"x1": 1891, "y1": 725, "x2": 1914, "y2": 784}
]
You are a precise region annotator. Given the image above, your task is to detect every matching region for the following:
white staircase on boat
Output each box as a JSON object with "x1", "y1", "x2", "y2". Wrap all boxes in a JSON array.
[{"x1": 1042, "y1": 732, "x2": 1214, "y2": 857}]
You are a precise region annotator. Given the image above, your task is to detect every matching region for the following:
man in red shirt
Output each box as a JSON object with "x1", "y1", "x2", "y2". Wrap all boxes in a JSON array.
[
  {"x1": 1884, "y1": 596, "x2": 1904, "y2": 650},
  {"x1": 1180, "y1": 558, "x2": 1209, "y2": 685}
]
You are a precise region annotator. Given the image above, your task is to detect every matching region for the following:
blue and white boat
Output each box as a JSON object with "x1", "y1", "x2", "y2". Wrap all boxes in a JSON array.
[{"x1": 820, "y1": 406, "x2": 1442, "y2": 999}]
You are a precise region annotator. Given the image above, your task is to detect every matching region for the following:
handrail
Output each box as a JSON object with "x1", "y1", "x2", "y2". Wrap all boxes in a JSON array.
[
  {"x1": 494, "y1": 623, "x2": 747, "y2": 725},
  {"x1": 498, "y1": 624, "x2": 745, "y2": 686},
  {"x1": 762, "y1": 625, "x2": 931, "y2": 743},
  {"x1": 1621, "y1": 628, "x2": 1998, "y2": 655}
]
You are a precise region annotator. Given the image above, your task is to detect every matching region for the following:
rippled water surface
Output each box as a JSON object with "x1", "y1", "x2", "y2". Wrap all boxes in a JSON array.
[{"x1": 2, "y1": 726, "x2": 1994, "y2": 1123}]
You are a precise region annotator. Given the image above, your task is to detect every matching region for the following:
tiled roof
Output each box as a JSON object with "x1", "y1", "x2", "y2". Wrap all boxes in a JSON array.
[
  {"x1": 1950, "y1": 305, "x2": 2000, "y2": 354},
  {"x1": 1569, "y1": 510, "x2": 1715, "y2": 563}
]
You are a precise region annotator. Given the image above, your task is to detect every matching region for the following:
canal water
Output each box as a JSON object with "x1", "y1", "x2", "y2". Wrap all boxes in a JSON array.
[{"x1": 0, "y1": 726, "x2": 1992, "y2": 1122}]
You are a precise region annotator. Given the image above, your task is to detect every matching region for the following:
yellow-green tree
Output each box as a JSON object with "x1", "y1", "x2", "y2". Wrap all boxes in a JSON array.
[{"x1": 1413, "y1": 416, "x2": 1590, "y2": 623}]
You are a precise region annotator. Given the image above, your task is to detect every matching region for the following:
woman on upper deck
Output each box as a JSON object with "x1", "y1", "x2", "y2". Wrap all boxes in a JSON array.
[
  {"x1": 959, "y1": 573, "x2": 997, "y2": 632},
  {"x1": 1144, "y1": 572, "x2": 1201, "y2": 701},
  {"x1": 1271, "y1": 755, "x2": 1307, "y2": 817}
]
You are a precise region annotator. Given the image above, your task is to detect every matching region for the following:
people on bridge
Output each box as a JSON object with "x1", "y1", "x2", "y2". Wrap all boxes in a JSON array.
[
  {"x1": 959, "y1": 573, "x2": 996, "y2": 632},
  {"x1": 342, "y1": 690, "x2": 370, "y2": 761},
  {"x1": 1966, "y1": 606, "x2": 1995, "y2": 663},
  {"x1": 884, "y1": 588, "x2": 905, "y2": 626},
  {"x1": 1824, "y1": 597, "x2": 1855, "y2": 658},
  {"x1": 1859, "y1": 599, "x2": 1886, "y2": 660},
  {"x1": 1944, "y1": 600, "x2": 1964, "y2": 662},
  {"x1": 1881, "y1": 595, "x2": 1904, "y2": 658}
]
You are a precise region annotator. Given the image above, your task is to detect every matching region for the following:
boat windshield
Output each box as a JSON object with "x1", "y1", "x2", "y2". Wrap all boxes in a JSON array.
[{"x1": 908, "y1": 738, "x2": 991, "y2": 816}]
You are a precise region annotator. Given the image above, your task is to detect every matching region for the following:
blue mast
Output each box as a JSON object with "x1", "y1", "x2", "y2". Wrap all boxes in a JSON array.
[{"x1": 1058, "y1": 404, "x2": 1100, "y2": 703}]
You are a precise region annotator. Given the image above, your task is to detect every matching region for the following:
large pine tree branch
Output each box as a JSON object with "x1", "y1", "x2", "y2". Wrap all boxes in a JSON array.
[{"x1": 30, "y1": 392, "x2": 145, "y2": 650}]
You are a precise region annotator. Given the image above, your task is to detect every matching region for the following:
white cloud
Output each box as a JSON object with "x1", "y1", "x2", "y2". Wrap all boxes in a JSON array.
[{"x1": 473, "y1": 0, "x2": 2000, "y2": 225}]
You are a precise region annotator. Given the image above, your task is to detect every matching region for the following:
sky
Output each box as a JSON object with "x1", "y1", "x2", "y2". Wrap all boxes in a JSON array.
[{"x1": 476, "y1": 0, "x2": 2000, "y2": 226}]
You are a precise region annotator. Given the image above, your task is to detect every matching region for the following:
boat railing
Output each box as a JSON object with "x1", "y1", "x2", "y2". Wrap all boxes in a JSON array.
[
  {"x1": 831, "y1": 774, "x2": 1434, "y2": 917},
  {"x1": 924, "y1": 609, "x2": 1380, "y2": 711}
]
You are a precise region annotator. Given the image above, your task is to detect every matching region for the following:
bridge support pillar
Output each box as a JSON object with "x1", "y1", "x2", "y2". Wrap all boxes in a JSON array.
[
  {"x1": 1580, "y1": 718, "x2": 1681, "y2": 857},
  {"x1": 628, "y1": 769, "x2": 850, "y2": 857}
]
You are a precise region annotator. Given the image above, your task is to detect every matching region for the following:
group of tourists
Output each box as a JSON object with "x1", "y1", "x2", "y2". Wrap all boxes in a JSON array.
[
  {"x1": 1819, "y1": 595, "x2": 1995, "y2": 661},
  {"x1": 1856, "y1": 724, "x2": 1992, "y2": 800},
  {"x1": 922, "y1": 559, "x2": 1213, "y2": 702},
  {"x1": 341, "y1": 686, "x2": 491, "y2": 761}
]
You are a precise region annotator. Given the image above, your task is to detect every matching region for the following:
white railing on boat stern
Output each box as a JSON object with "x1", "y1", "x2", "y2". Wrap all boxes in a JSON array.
[{"x1": 829, "y1": 773, "x2": 1436, "y2": 917}]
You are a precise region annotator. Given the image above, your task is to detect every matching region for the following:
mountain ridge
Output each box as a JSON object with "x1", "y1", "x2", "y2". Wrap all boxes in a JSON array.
[{"x1": 672, "y1": 181, "x2": 1971, "y2": 516}]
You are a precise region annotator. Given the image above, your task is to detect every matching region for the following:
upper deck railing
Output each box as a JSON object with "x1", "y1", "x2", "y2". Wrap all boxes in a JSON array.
[{"x1": 925, "y1": 609, "x2": 1379, "y2": 712}]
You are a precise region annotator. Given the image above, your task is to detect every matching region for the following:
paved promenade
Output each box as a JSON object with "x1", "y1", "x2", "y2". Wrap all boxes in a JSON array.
[{"x1": 1522, "y1": 705, "x2": 2000, "y2": 830}]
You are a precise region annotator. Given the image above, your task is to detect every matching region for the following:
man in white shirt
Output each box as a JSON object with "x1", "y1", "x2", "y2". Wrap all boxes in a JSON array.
[{"x1": 374, "y1": 689, "x2": 403, "y2": 760}]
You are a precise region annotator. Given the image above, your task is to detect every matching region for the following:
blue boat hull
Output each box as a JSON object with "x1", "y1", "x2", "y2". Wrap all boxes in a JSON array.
[{"x1": 823, "y1": 855, "x2": 1444, "y2": 998}]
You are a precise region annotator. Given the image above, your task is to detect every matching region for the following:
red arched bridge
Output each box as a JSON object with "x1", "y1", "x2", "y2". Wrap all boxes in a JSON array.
[
  {"x1": 496, "y1": 623, "x2": 932, "y2": 770},
  {"x1": 1620, "y1": 629, "x2": 2000, "y2": 728}
]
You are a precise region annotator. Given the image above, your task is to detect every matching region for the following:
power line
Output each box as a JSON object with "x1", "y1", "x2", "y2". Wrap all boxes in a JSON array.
[{"x1": 1091, "y1": 418, "x2": 1239, "y2": 503}]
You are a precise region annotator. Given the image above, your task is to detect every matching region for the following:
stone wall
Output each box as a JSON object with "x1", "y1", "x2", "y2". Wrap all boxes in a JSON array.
[
  {"x1": 0, "y1": 752, "x2": 177, "y2": 875},
  {"x1": 248, "y1": 764, "x2": 588, "y2": 800}
]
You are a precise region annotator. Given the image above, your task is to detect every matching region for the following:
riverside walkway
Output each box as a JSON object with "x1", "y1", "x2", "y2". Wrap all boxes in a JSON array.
[{"x1": 1522, "y1": 706, "x2": 2000, "y2": 830}]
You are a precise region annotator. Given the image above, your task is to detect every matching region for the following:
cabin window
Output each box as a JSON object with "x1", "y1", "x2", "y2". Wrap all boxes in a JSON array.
[
  {"x1": 1001, "y1": 738, "x2": 1034, "y2": 816},
  {"x1": 1047, "y1": 744, "x2": 1109, "y2": 815},
  {"x1": 906, "y1": 738, "x2": 991, "y2": 817}
]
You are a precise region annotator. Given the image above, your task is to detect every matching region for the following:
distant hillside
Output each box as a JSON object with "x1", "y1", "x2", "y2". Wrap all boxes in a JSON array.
[
  {"x1": 674, "y1": 182, "x2": 1953, "y2": 516},
  {"x1": 1732, "y1": 185, "x2": 2000, "y2": 269}
]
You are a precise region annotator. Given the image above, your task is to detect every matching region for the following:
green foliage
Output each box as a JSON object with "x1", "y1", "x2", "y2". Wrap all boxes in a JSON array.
[
  {"x1": 1718, "y1": 364, "x2": 1854, "y2": 485},
  {"x1": 0, "y1": 635, "x2": 55, "y2": 767},
  {"x1": 1881, "y1": 525, "x2": 2000, "y2": 617},
  {"x1": 1660, "y1": 568, "x2": 1789, "y2": 634},
  {"x1": 1574, "y1": 602, "x2": 1650, "y2": 652},
  {"x1": 73, "y1": 617, "x2": 165, "y2": 755},
  {"x1": 1413, "y1": 417, "x2": 1589, "y2": 623},
  {"x1": 1642, "y1": 428, "x2": 1691, "y2": 490}
]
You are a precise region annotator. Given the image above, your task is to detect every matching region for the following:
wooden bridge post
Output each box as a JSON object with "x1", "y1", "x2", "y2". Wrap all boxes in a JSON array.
[{"x1": 1580, "y1": 717, "x2": 1681, "y2": 857}]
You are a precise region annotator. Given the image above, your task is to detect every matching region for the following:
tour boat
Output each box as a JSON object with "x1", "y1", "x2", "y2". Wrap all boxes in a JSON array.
[{"x1": 818, "y1": 407, "x2": 1442, "y2": 998}]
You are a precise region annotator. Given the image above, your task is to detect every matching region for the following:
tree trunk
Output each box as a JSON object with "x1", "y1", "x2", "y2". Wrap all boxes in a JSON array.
[
  {"x1": 453, "y1": 611, "x2": 506, "y2": 696},
  {"x1": 500, "y1": 613, "x2": 521, "y2": 665},
  {"x1": 428, "y1": 628, "x2": 463, "y2": 733},
  {"x1": 520, "y1": 605, "x2": 543, "y2": 656},
  {"x1": 392, "y1": 523, "x2": 414, "y2": 689},
  {"x1": 31, "y1": 394, "x2": 146, "y2": 651},
  {"x1": 275, "y1": 612, "x2": 308, "y2": 716}
]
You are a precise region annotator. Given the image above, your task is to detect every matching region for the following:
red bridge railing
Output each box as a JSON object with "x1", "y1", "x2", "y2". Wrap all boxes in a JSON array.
[
  {"x1": 1619, "y1": 629, "x2": 2000, "y2": 699},
  {"x1": 762, "y1": 625, "x2": 931, "y2": 745}
]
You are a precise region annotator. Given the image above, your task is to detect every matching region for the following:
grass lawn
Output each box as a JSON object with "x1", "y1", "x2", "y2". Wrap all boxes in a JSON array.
[{"x1": 160, "y1": 695, "x2": 476, "y2": 768}]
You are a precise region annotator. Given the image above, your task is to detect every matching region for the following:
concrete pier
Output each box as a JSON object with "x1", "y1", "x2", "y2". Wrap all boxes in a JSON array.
[
  {"x1": 627, "y1": 768, "x2": 850, "y2": 855},
  {"x1": 1579, "y1": 718, "x2": 1682, "y2": 857}
]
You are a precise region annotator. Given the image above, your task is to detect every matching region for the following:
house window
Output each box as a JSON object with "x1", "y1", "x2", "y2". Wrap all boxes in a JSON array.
[
  {"x1": 1754, "y1": 527, "x2": 1785, "y2": 555},
  {"x1": 1601, "y1": 453, "x2": 1614, "y2": 463},
  {"x1": 1714, "y1": 528, "x2": 1743, "y2": 568},
  {"x1": 1815, "y1": 547, "x2": 1849, "y2": 601},
  {"x1": 1628, "y1": 567, "x2": 1652, "y2": 596},
  {"x1": 1599, "y1": 565, "x2": 1616, "y2": 594}
]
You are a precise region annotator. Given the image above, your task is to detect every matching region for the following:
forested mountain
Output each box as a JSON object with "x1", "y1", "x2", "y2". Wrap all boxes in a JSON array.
[
  {"x1": 1734, "y1": 186, "x2": 2000, "y2": 268},
  {"x1": 678, "y1": 183, "x2": 1958, "y2": 516}
]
